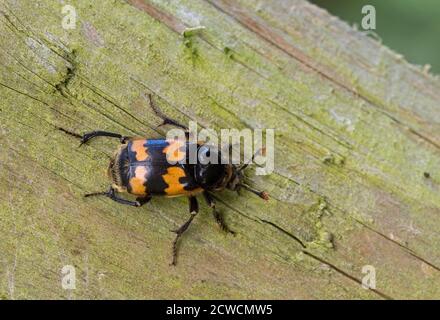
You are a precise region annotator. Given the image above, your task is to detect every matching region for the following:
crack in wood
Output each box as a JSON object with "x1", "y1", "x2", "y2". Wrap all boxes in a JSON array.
[
  {"x1": 356, "y1": 219, "x2": 440, "y2": 273},
  {"x1": 302, "y1": 251, "x2": 393, "y2": 300},
  {"x1": 0, "y1": 81, "x2": 49, "y2": 106},
  {"x1": 260, "y1": 219, "x2": 306, "y2": 248}
]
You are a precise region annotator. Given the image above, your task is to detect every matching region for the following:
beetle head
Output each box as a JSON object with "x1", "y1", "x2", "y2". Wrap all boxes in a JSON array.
[{"x1": 194, "y1": 144, "x2": 232, "y2": 191}]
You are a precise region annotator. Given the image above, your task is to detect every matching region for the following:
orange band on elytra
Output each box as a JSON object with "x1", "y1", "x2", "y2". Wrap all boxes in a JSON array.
[{"x1": 131, "y1": 140, "x2": 149, "y2": 161}]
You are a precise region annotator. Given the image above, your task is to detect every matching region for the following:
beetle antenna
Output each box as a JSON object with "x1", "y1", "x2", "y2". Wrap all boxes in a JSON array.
[{"x1": 239, "y1": 183, "x2": 269, "y2": 200}]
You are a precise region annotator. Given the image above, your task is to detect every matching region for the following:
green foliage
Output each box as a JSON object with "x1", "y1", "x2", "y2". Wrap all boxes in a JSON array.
[{"x1": 312, "y1": 0, "x2": 440, "y2": 74}]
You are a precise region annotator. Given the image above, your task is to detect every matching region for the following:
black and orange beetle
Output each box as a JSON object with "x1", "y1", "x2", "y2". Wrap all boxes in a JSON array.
[{"x1": 60, "y1": 94, "x2": 268, "y2": 265}]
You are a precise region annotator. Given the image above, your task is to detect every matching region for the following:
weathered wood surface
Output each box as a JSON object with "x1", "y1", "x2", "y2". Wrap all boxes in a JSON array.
[{"x1": 1, "y1": 0, "x2": 440, "y2": 299}]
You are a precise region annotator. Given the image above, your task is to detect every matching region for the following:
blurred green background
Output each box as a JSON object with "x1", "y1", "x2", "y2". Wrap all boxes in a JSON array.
[{"x1": 310, "y1": 0, "x2": 440, "y2": 74}]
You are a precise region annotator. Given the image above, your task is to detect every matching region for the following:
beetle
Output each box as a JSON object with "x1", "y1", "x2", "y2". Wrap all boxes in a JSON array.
[{"x1": 60, "y1": 94, "x2": 268, "y2": 265}]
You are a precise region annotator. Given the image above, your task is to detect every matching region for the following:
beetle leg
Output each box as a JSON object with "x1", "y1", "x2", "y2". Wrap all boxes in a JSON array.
[
  {"x1": 145, "y1": 93, "x2": 188, "y2": 131},
  {"x1": 136, "y1": 196, "x2": 152, "y2": 206},
  {"x1": 84, "y1": 187, "x2": 149, "y2": 207},
  {"x1": 58, "y1": 127, "x2": 83, "y2": 139},
  {"x1": 203, "y1": 191, "x2": 235, "y2": 235},
  {"x1": 170, "y1": 196, "x2": 198, "y2": 266},
  {"x1": 79, "y1": 131, "x2": 130, "y2": 146}
]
